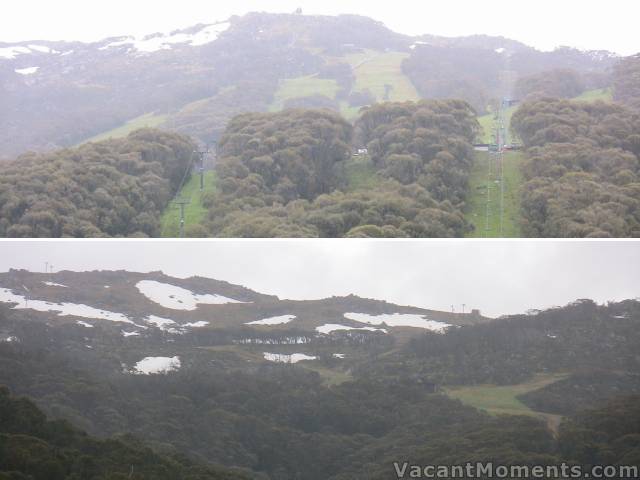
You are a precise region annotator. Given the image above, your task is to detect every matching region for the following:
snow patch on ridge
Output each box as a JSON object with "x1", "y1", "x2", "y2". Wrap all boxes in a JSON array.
[
  {"x1": 15, "y1": 66, "x2": 39, "y2": 75},
  {"x1": 0, "y1": 46, "x2": 31, "y2": 59},
  {"x1": 136, "y1": 280, "x2": 248, "y2": 310},
  {"x1": 0, "y1": 45, "x2": 58, "y2": 59},
  {"x1": 263, "y1": 353, "x2": 316, "y2": 364},
  {"x1": 0, "y1": 287, "x2": 135, "y2": 324},
  {"x1": 100, "y1": 22, "x2": 230, "y2": 54},
  {"x1": 184, "y1": 321, "x2": 209, "y2": 328},
  {"x1": 315, "y1": 323, "x2": 387, "y2": 334},
  {"x1": 132, "y1": 356, "x2": 180, "y2": 374},
  {"x1": 246, "y1": 315, "x2": 295, "y2": 326},
  {"x1": 145, "y1": 315, "x2": 178, "y2": 331},
  {"x1": 344, "y1": 312, "x2": 452, "y2": 332}
]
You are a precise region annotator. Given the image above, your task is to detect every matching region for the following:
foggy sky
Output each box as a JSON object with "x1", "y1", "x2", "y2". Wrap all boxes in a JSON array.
[
  {"x1": 1, "y1": 0, "x2": 639, "y2": 55},
  {"x1": 0, "y1": 240, "x2": 638, "y2": 317}
]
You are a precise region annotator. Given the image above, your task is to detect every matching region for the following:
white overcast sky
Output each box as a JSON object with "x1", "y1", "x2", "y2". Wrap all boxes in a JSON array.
[
  {"x1": 0, "y1": 240, "x2": 638, "y2": 317},
  {"x1": 1, "y1": 0, "x2": 638, "y2": 55}
]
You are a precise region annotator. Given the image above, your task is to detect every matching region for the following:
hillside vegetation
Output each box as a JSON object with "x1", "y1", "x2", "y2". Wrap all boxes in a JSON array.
[
  {"x1": 0, "y1": 12, "x2": 618, "y2": 161},
  {"x1": 205, "y1": 101, "x2": 478, "y2": 237},
  {"x1": 512, "y1": 99, "x2": 640, "y2": 237},
  {"x1": 0, "y1": 274, "x2": 639, "y2": 480},
  {"x1": 0, "y1": 129, "x2": 195, "y2": 237},
  {"x1": 0, "y1": 387, "x2": 251, "y2": 480},
  {"x1": 613, "y1": 54, "x2": 640, "y2": 112}
]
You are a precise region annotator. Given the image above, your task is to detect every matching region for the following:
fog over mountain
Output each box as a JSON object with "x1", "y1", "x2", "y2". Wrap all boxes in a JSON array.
[{"x1": 2, "y1": 0, "x2": 638, "y2": 55}]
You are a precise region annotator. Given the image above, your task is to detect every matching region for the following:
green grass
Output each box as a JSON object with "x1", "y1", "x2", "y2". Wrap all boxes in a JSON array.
[
  {"x1": 574, "y1": 87, "x2": 613, "y2": 103},
  {"x1": 348, "y1": 51, "x2": 420, "y2": 104},
  {"x1": 343, "y1": 156, "x2": 379, "y2": 192},
  {"x1": 272, "y1": 49, "x2": 420, "y2": 120},
  {"x1": 270, "y1": 75, "x2": 341, "y2": 111},
  {"x1": 160, "y1": 171, "x2": 216, "y2": 237},
  {"x1": 476, "y1": 105, "x2": 518, "y2": 144},
  {"x1": 465, "y1": 151, "x2": 523, "y2": 238},
  {"x1": 80, "y1": 112, "x2": 168, "y2": 144},
  {"x1": 445, "y1": 374, "x2": 566, "y2": 417}
]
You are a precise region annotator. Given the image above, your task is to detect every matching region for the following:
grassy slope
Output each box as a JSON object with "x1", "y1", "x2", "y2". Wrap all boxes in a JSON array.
[
  {"x1": 270, "y1": 76, "x2": 341, "y2": 111},
  {"x1": 341, "y1": 50, "x2": 420, "y2": 120},
  {"x1": 346, "y1": 50, "x2": 420, "y2": 102},
  {"x1": 80, "y1": 112, "x2": 168, "y2": 144},
  {"x1": 445, "y1": 374, "x2": 566, "y2": 434},
  {"x1": 465, "y1": 151, "x2": 524, "y2": 238},
  {"x1": 445, "y1": 374, "x2": 565, "y2": 417},
  {"x1": 476, "y1": 105, "x2": 518, "y2": 144},
  {"x1": 270, "y1": 49, "x2": 420, "y2": 120},
  {"x1": 574, "y1": 87, "x2": 613, "y2": 102},
  {"x1": 160, "y1": 171, "x2": 216, "y2": 237}
]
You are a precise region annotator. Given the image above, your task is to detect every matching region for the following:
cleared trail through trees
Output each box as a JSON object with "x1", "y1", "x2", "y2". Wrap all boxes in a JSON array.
[{"x1": 465, "y1": 97, "x2": 523, "y2": 237}]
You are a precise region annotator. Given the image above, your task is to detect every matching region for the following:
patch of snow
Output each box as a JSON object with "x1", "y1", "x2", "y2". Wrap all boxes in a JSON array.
[
  {"x1": 344, "y1": 312, "x2": 452, "y2": 333},
  {"x1": 86, "y1": 345, "x2": 92, "y2": 349},
  {"x1": 15, "y1": 66, "x2": 39, "y2": 75},
  {"x1": 333, "y1": 353, "x2": 345, "y2": 359},
  {"x1": 99, "y1": 38, "x2": 136, "y2": 51},
  {"x1": 190, "y1": 22, "x2": 231, "y2": 46},
  {"x1": 495, "y1": 47, "x2": 506, "y2": 54},
  {"x1": 76, "y1": 320, "x2": 94, "y2": 328},
  {"x1": 132, "y1": 356, "x2": 181, "y2": 374},
  {"x1": 136, "y1": 280, "x2": 247, "y2": 310},
  {"x1": 122, "y1": 331, "x2": 140, "y2": 337},
  {"x1": 1, "y1": 336, "x2": 18, "y2": 343},
  {"x1": 315, "y1": 323, "x2": 387, "y2": 335},
  {"x1": 0, "y1": 287, "x2": 135, "y2": 324},
  {"x1": 27, "y1": 44, "x2": 57, "y2": 54},
  {"x1": 60, "y1": 50, "x2": 74, "y2": 56},
  {"x1": 0, "y1": 46, "x2": 31, "y2": 59},
  {"x1": 547, "y1": 334, "x2": 558, "y2": 339},
  {"x1": 263, "y1": 353, "x2": 317, "y2": 364},
  {"x1": 104, "y1": 285, "x2": 110, "y2": 289},
  {"x1": 145, "y1": 315, "x2": 177, "y2": 330},
  {"x1": 237, "y1": 336, "x2": 310, "y2": 345},
  {"x1": 43, "y1": 281, "x2": 67, "y2": 288},
  {"x1": 410, "y1": 41, "x2": 429, "y2": 50},
  {"x1": 246, "y1": 314, "x2": 295, "y2": 326},
  {"x1": 611, "y1": 314, "x2": 628, "y2": 319},
  {"x1": 183, "y1": 321, "x2": 209, "y2": 328},
  {"x1": 100, "y1": 22, "x2": 230, "y2": 54}
]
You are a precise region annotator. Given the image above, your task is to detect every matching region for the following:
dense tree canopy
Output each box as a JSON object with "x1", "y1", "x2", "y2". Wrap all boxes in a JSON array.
[
  {"x1": 356, "y1": 100, "x2": 478, "y2": 203},
  {"x1": 512, "y1": 99, "x2": 640, "y2": 237},
  {"x1": 515, "y1": 69, "x2": 585, "y2": 100},
  {"x1": 0, "y1": 129, "x2": 196, "y2": 237},
  {"x1": 216, "y1": 109, "x2": 353, "y2": 202},
  {"x1": 1, "y1": 298, "x2": 638, "y2": 479},
  {"x1": 0, "y1": 387, "x2": 250, "y2": 480},
  {"x1": 613, "y1": 54, "x2": 640, "y2": 112},
  {"x1": 206, "y1": 102, "x2": 478, "y2": 237}
]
